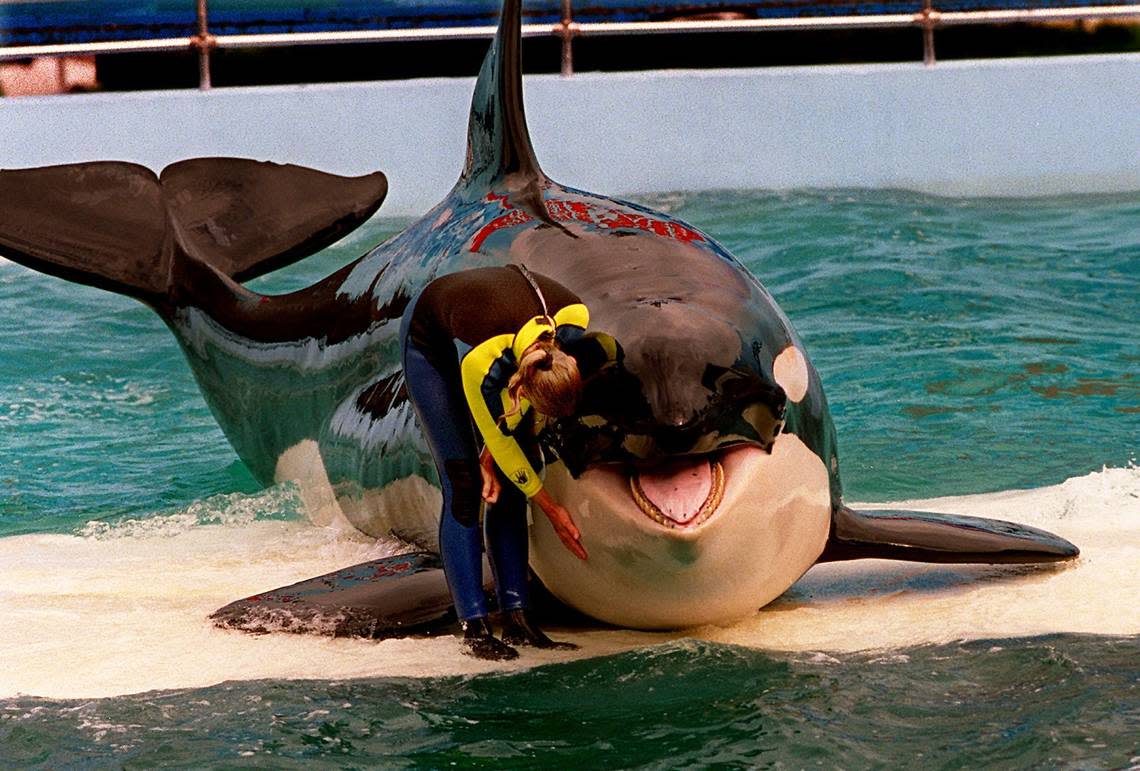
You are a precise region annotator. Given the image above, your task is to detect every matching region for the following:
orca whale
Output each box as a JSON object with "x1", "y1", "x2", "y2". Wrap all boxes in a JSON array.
[{"x1": 0, "y1": 0, "x2": 1077, "y2": 634}]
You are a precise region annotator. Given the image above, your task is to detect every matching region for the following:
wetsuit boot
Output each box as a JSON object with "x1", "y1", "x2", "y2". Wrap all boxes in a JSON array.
[
  {"x1": 461, "y1": 617, "x2": 519, "y2": 660},
  {"x1": 501, "y1": 609, "x2": 579, "y2": 650}
]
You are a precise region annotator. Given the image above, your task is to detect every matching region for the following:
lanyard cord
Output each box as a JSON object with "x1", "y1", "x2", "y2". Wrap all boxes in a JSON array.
[{"x1": 511, "y1": 263, "x2": 552, "y2": 323}]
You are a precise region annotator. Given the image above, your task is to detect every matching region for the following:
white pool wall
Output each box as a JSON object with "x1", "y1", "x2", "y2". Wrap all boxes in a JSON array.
[{"x1": 2, "y1": 53, "x2": 1138, "y2": 216}]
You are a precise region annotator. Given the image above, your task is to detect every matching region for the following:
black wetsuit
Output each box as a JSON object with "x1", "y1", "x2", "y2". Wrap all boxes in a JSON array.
[
  {"x1": 399, "y1": 265, "x2": 588, "y2": 621},
  {"x1": 406, "y1": 266, "x2": 581, "y2": 373}
]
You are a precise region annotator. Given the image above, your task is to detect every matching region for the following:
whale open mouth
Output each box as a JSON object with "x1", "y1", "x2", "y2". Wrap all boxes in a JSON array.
[{"x1": 629, "y1": 456, "x2": 726, "y2": 529}]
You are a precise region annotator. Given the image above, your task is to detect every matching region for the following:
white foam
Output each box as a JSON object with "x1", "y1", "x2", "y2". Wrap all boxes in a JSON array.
[{"x1": 1, "y1": 466, "x2": 1136, "y2": 699}]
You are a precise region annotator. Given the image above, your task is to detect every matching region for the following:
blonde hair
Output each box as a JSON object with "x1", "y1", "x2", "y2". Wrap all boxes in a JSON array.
[{"x1": 505, "y1": 336, "x2": 582, "y2": 419}]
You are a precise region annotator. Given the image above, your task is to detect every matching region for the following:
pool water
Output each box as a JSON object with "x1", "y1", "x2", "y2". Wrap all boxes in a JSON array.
[{"x1": 1, "y1": 188, "x2": 1136, "y2": 766}]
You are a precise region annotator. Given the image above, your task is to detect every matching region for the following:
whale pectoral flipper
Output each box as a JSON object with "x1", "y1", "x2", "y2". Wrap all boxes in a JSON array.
[
  {"x1": 0, "y1": 158, "x2": 387, "y2": 301},
  {"x1": 210, "y1": 552, "x2": 459, "y2": 638},
  {"x1": 818, "y1": 506, "x2": 1079, "y2": 564}
]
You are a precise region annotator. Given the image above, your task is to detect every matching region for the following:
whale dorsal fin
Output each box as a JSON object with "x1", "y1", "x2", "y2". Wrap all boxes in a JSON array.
[{"x1": 460, "y1": 0, "x2": 545, "y2": 188}]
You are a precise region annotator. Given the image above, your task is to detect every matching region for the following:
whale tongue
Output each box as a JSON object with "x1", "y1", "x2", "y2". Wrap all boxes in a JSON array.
[{"x1": 633, "y1": 458, "x2": 715, "y2": 526}]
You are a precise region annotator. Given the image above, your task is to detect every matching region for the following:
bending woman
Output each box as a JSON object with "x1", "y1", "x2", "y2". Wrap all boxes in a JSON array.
[{"x1": 400, "y1": 264, "x2": 591, "y2": 660}]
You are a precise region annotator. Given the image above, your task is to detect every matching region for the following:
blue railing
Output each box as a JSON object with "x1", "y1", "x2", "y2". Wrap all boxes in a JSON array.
[{"x1": 2, "y1": 0, "x2": 1135, "y2": 45}]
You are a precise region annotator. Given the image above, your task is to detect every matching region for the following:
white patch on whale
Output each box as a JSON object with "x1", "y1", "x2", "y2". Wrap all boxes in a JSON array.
[
  {"x1": 773, "y1": 345, "x2": 809, "y2": 403},
  {"x1": 341, "y1": 475, "x2": 442, "y2": 552},
  {"x1": 275, "y1": 439, "x2": 354, "y2": 530},
  {"x1": 275, "y1": 438, "x2": 441, "y2": 549}
]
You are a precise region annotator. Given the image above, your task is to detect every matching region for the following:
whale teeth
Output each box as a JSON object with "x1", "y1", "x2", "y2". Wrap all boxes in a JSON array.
[{"x1": 629, "y1": 459, "x2": 725, "y2": 530}]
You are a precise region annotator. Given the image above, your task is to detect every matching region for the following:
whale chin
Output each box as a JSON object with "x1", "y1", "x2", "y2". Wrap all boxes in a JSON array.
[{"x1": 530, "y1": 436, "x2": 833, "y2": 629}]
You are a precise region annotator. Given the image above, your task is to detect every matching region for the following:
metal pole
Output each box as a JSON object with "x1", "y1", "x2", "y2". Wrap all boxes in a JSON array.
[
  {"x1": 921, "y1": 0, "x2": 937, "y2": 66},
  {"x1": 195, "y1": 0, "x2": 212, "y2": 90},
  {"x1": 560, "y1": 0, "x2": 575, "y2": 78}
]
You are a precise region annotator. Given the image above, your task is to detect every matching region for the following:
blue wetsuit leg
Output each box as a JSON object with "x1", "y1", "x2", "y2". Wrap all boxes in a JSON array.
[
  {"x1": 485, "y1": 474, "x2": 530, "y2": 612},
  {"x1": 400, "y1": 316, "x2": 486, "y2": 622}
]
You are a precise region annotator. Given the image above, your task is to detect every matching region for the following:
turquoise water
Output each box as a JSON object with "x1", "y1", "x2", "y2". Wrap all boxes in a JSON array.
[
  {"x1": 1, "y1": 188, "x2": 1137, "y2": 765},
  {"x1": 3, "y1": 637, "x2": 1137, "y2": 767}
]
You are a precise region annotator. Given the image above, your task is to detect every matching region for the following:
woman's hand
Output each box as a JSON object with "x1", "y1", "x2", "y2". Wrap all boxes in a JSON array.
[
  {"x1": 479, "y1": 447, "x2": 500, "y2": 504},
  {"x1": 533, "y1": 488, "x2": 587, "y2": 561}
]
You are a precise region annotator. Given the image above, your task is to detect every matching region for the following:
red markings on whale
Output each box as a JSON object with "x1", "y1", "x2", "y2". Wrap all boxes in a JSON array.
[{"x1": 469, "y1": 194, "x2": 705, "y2": 252}]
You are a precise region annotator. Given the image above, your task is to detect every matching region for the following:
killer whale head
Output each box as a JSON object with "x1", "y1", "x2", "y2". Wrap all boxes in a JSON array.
[{"x1": 504, "y1": 215, "x2": 840, "y2": 628}]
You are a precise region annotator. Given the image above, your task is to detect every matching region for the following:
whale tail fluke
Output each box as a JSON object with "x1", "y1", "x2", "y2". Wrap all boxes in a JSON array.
[
  {"x1": 0, "y1": 158, "x2": 388, "y2": 308},
  {"x1": 819, "y1": 505, "x2": 1080, "y2": 564}
]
